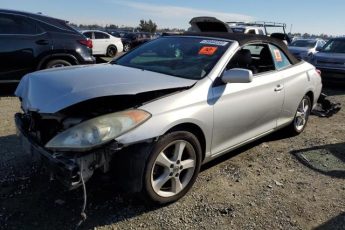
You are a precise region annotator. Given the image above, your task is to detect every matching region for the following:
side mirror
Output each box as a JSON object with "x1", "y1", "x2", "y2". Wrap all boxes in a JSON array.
[
  {"x1": 222, "y1": 68, "x2": 253, "y2": 84},
  {"x1": 316, "y1": 47, "x2": 322, "y2": 52}
]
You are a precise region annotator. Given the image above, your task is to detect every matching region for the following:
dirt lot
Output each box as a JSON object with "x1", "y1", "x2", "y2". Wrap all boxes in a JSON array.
[{"x1": 0, "y1": 84, "x2": 344, "y2": 230}]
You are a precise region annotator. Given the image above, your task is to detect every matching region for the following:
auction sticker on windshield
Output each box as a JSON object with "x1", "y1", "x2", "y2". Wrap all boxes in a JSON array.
[
  {"x1": 199, "y1": 46, "x2": 218, "y2": 55},
  {"x1": 200, "y1": 40, "x2": 228, "y2": 46}
]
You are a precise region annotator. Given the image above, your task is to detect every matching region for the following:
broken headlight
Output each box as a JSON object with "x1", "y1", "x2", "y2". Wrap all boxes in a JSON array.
[{"x1": 45, "y1": 110, "x2": 151, "y2": 151}]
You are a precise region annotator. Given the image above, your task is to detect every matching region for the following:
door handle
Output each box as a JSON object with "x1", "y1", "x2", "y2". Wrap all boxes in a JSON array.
[
  {"x1": 274, "y1": 85, "x2": 284, "y2": 92},
  {"x1": 36, "y1": 39, "x2": 49, "y2": 45}
]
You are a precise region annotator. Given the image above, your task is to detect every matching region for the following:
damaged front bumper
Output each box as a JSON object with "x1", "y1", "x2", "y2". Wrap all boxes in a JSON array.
[{"x1": 15, "y1": 113, "x2": 118, "y2": 190}]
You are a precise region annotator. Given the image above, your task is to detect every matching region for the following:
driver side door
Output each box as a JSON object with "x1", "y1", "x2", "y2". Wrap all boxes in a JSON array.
[{"x1": 211, "y1": 43, "x2": 285, "y2": 156}]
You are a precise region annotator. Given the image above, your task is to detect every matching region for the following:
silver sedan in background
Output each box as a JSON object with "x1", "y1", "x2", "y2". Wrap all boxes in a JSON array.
[
  {"x1": 15, "y1": 33, "x2": 322, "y2": 204},
  {"x1": 310, "y1": 37, "x2": 345, "y2": 82},
  {"x1": 288, "y1": 38, "x2": 326, "y2": 61}
]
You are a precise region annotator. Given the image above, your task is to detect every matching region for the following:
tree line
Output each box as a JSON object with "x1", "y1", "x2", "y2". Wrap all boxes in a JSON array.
[{"x1": 69, "y1": 19, "x2": 180, "y2": 33}]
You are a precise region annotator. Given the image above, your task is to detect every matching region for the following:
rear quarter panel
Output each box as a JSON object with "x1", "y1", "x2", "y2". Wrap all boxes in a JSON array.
[{"x1": 277, "y1": 61, "x2": 322, "y2": 127}]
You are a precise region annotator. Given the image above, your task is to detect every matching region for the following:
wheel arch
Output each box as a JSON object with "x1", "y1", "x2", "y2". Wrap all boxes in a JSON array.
[
  {"x1": 164, "y1": 122, "x2": 207, "y2": 161},
  {"x1": 107, "y1": 44, "x2": 117, "y2": 49},
  {"x1": 37, "y1": 54, "x2": 79, "y2": 70},
  {"x1": 306, "y1": 91, "x2": 314, "y2": 106}
]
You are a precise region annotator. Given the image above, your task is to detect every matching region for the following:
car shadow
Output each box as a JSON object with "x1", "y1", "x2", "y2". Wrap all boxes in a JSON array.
[
  {"x1": 201, "y1": 129, "x2": 291, "y2": 172},
  {"x1": 290, "y1": 142, "x2": 345, "y2": 179},
  {"x1": 0, "y1": 83, "x2": 17, "y2": 96},
  {"x1": 313, "y1": 212, "x2": 345, "y2": 230}
]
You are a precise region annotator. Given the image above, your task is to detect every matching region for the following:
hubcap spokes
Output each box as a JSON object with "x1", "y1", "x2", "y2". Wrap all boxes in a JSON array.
[
  {"x1": 151, "y1": 140, "x2": 196, "y2": 197},
  {"x1": 295, "y1": 99, "x2": 309, "y2": 131},
  {"x1": 51, "y1": 64, "x2": 65, "y2": 68}
]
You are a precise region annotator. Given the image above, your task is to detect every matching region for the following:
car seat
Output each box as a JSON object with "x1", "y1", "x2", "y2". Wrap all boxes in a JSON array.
[
  {"x1": 227, "y1": 49, "x2": 258, "y2": 74},
  {"x1": 258, "y1": 47, "x2": 275, "y2": 72}
]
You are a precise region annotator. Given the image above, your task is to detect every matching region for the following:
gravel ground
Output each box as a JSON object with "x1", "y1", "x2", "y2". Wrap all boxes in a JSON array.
[{"x1": 0, "y1": 84, "x2": 344, "y2": 230}]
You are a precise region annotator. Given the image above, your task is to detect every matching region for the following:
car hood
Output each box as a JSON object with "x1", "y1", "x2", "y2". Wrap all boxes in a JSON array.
[
  {"x1": 15, "y1": 64, "x2": 196, "y2": 113},
  {"x1": 288, "y1": 47, "x2": 311, "y2": 53}
]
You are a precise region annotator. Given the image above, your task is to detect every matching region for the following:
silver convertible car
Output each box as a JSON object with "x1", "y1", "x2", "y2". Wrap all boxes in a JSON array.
[{"x1": 15, "y1": 33, "x2": 322, "y2": 204}]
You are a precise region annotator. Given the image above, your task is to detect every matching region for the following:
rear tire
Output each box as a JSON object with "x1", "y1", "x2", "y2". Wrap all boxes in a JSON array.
[
  {"x1": 286, "y1": 95, "x2": 311, "y2": 135},
  {"x1": 106, "y1": 46, "x2": 117, "y2": 57},
  {"x1": 142, "y1": 131, "x2": 202, "y2": 204},
  {"x1": 45, "y1": 59, "x2": 72, "y2": 69}
]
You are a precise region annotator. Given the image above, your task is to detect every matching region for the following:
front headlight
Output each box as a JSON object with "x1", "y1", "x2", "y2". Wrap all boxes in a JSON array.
[{"x1": 45, "y1": 109, "x2": 151, "y2": 151}]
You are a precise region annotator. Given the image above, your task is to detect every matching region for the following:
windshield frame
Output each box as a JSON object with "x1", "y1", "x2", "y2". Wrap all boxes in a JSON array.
[{"x1": 112, "y1": 36, "x2": 232, "y2": 80}]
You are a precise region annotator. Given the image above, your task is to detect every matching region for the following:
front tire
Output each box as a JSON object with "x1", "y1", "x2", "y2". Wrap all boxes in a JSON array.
[
  {"x1": 123, "y1": 43, "x2": 131, "y2": 52},
  {"x1": 143, "y1": 131, "x2": 202, "y2": 204},
  {"x1": 286, "y1": 95, "x2": 311, "y2": 135}
]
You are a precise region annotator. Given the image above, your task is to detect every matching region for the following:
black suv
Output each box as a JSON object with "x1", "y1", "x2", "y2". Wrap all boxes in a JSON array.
[{"x1": 0, "y1": 9, "x2": 95, "y2": 83}]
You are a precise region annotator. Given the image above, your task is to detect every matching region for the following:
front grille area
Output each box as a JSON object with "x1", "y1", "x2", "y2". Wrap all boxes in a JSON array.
[{"x1": 21, "y1": 113, "x2": 63, "y2": 145}]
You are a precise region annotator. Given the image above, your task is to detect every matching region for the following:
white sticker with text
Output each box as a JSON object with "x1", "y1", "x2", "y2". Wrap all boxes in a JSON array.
[{"x1": 200, "y1": 40, "x2": 228, "y2": 46}]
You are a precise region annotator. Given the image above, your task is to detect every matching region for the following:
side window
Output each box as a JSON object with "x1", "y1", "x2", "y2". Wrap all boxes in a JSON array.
[
  {"x1": 83, "y1": 32, "x2": 93, "y2": 39},
  {"x1": 269, "y1": 44, "x2": 291, "y2": 70},
  {"x1": 103, "y1": 33, "x2": 110, "y2": 39},
  {"x1": 258, "y1": 29, "x2": 264, "y2": 35},
  {"x1": 226, "y1": 43, "x2": 276, "y2": 74},
  {"x1": 94, "y1": 32, "x2": 109, "y2": 39},
  {"x1": 247, "y1": 29, "x2": 256, "y2": 34},
  {"x1": 0, "y1": 14, "x2": 38, "y2": 35}
]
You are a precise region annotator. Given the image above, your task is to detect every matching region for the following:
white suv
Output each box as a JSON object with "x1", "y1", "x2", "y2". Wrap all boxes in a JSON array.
[{"x1": 82, "y1": 30, "x2": 123, "y2": 57}]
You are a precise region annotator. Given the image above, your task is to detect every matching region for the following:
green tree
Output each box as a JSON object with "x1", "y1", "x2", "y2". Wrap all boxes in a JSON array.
[
  {"x1": 138, "y1": 19, "x2": 157, "y2": 33},
  {"x1": 106, "y1": 24, "x2": 119, "y2": 29}
]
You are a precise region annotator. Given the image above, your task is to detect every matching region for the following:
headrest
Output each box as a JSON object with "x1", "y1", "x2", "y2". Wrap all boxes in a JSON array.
[
  {"x1": 259, "y1": 47, "x2": 273, "y2": 64},
  {"x1": 234, "y1": 49, "x2": 252, "y2": 66}
]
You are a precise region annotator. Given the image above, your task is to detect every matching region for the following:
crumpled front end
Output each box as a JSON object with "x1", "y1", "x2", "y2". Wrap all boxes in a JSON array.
[{"x1": 15, "y1": 111, "x2": 119, "y2": 189}]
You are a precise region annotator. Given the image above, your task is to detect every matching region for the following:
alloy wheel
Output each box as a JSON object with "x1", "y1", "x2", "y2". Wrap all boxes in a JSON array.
[
  {"x1": 294, "y1": 97, "x2": 310, "y2": 131},
  {"x1": 150, "y1": 140, "x2": 196, "y2": 198}
]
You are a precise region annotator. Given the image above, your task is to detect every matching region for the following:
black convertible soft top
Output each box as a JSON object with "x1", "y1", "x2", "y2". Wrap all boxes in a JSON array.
[{"x1": 171, "y1": 32, "x2": 300, "y2": 65}]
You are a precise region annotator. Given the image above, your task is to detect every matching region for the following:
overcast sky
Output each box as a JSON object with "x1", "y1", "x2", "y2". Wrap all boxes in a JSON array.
[{"x1": 1, "y1": 0, "x2": 344, "y2": 35}]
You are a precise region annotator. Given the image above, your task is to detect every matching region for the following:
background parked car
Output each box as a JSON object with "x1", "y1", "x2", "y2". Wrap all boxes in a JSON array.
[
  {"x1": 310, "y1": 37, "x2": 345, "y2": 82},
  {"x1": 288, "y1": 38, "x2": 326, "y2": 61},
  {"x1": 121, "y1": 32, "x2": 152, "y2": 52},
  {"x1": 82, "y1": 30, "x2": 123, "y2": 57},
  {"x1": 0, "y1": 9, "x2": 95, "y2": 83}
]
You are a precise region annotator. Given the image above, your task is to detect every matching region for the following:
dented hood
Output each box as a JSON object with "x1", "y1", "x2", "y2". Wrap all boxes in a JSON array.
[{"x1": 15, "y1": 64, "x2": 196, "y2": 113}]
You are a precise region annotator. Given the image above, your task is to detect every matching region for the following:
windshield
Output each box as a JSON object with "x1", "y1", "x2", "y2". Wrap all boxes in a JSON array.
[
  {"x1": 321, "y1": 39, "x2": 345, "y2": 53},
  {"x1": 290, "y1": 40, "x2": 317, "y2": 48},
  {"x1": 113, "y1": 37, "x2": 231, "y2": 79}
]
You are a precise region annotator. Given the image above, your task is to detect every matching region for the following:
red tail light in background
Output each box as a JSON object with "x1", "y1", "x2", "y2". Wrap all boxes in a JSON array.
[
  {"x1": 316, "y1": 69, "x2": 322, "y2": 77},
  {"x1": 78, "y1": 39, "x2": 93, "y2": 49}
]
